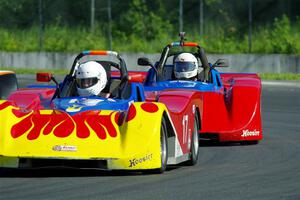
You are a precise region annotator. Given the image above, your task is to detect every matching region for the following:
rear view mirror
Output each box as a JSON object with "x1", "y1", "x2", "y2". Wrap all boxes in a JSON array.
[
  {"x1": 36, "y1": 72, "x2": 61, "y2": 98},
  {"x1": 213, "y1": 59, "x2": 229, "y2": 68},
  {"x1": 138, "y1": 57, "x2": 154, "y2": 68},
  {"x1": 36, "y1": 72, "x2": 53, "y2": 82}
]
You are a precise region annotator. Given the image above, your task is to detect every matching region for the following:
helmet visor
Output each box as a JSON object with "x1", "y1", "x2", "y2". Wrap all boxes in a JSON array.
[
  {"x1": 174, "y1": 62, "x2": 196, "y2": 72},
  {"x1": 76, "y1": 77, "x2": 98, "y2": 89}
]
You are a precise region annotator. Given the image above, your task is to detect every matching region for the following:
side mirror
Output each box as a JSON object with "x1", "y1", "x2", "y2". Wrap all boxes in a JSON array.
[
  {"x1": 138, "y1": 57, "x2": 154, "y2": 68},
  {"x1": 213, "y1": 59, "x2": 229, "y2": 68},
  {"x1": 36, "y1": 72, "x2": 61, "y2": 98},
  {"x1": 36, "y1": 72, "x2": 53, "y2": 82}
]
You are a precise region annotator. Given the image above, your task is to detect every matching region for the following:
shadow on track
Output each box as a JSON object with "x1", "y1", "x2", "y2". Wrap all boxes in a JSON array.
[
  {"x1": 0, "y1": 165, "x2": 182, "y2": 178},
  {"x1": 0, "y1": 168, "x2": 163, "y2": 178},
  {"x1": 199, "y1": 140, "x2": 259, "y2": 147}
]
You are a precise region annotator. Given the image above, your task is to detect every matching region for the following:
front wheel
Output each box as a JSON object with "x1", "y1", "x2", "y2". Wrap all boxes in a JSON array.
[
  {"x1": 151, "y1": 117, "x2": 168, "y2": 174},
  {"x1": 186, "y1": 114, "x2": 200, "y2": 166}
]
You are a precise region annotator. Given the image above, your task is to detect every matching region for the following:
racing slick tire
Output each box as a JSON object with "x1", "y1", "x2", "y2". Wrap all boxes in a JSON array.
[
  {"x1": 148, "y1": 117, "x2": 168, "y2": 174},
  {"x1": 186, "y1": 114, "x2": 200, "y2": 166}
]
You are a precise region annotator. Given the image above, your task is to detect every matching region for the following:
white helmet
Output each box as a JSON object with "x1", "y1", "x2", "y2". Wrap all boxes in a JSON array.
[
  {"x1": 76, "y1": 61, "x2": 107, "y2": 96},
  {"x1": 174, "y1": 53, "x2": 199, "y2": 80}
]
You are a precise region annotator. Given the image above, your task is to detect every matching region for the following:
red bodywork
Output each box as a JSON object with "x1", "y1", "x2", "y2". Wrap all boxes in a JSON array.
[
  {"x1": 199, "y1": 73, "x2": 262, "y2": 142},
  {"x1": 7, "y1": 71, "x2": 262, "y2": 144},
  {"x1": 159, "y1": 90, "x2": 202, "y2": 152},
  {"x1": 131, "y1": 72, "x2": 262, "y2": 143},
  {"x1": 7, "y1": 88, "x2": 56, "y2": 110},
  {"x1": 111, "y1": 71, "x2": 148, "y2": 83}
]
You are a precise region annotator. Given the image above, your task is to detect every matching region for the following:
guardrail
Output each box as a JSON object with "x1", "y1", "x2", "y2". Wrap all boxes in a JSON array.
[{"x1": 0, "y1": 52, "x2": 299, "y2": 73}]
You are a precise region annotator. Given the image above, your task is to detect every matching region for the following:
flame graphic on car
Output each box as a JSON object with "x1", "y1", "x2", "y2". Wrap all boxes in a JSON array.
[{"x1": 0, "y1": 101, "x2": 158, "y2": 141}]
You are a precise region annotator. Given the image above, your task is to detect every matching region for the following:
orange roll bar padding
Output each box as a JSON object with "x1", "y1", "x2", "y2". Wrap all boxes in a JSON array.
[
  {"x1": 0, "y1": 70, "x2": 15, "y2": 75},
  {"x1": 82, "y1": 50, "x2": 118, "y2": 57},
  {"x1": 183, "y1": 42, "x2": 199, "y2": 47},
  {"x1": 89, "y1": 50, "x2": 108, "y2": 55}
]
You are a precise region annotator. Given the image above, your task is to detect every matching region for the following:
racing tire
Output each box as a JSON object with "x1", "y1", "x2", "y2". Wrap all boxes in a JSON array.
[
  {"x1": 186, "y1": 114, "x2": 200, "y2": 166},
  {"x1": 150, "y1": 117, "x2": 168, "y2": 174}
]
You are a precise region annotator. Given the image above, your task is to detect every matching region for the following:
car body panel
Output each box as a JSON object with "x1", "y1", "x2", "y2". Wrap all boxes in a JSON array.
[{"x1": 0, "y1": 100, "x2": 168, "y2": 170}]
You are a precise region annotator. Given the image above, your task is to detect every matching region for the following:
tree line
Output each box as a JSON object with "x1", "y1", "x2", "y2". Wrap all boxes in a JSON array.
[{"x1": 0, "y1": 0, "x2": 299, "y2": 53}]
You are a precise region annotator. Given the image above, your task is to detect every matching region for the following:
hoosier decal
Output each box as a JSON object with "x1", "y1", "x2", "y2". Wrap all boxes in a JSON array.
[
  {"x1": 129, "y1": 154, "x2": 153, "y2": 167},
  {"x1": 241, "y1": 129, "x2": 260, "y2": 137}
]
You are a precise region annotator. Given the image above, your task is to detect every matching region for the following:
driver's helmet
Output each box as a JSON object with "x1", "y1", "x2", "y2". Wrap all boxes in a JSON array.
[
  {"x1": 76, "y1": 61, "x2": 107, "y2": 96},
  {"x1": 174, "y1": 53, "x2": 199, "y2": 80}
]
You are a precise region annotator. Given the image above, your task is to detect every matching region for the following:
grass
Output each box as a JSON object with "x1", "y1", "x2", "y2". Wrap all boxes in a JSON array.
[
  {"x1": 1, "y1": 67, "x2": 300, "y2": 80},
  {"x1": 258, "y1": 73, "x2": 300, "y2": 80},
  {"x1": 0, "y1": 67, "x2": 68, "y2": 75},
  {"x1": 0, "y1": 15, "x2": 299, "y2": 54}
]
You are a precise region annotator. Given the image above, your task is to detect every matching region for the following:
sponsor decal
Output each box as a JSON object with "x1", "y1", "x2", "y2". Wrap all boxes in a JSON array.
[
  {"x1": 129, "y1": 154, "x2": 153, "y2": 167},
  {"x1": 241, "y1": 129, "x2": 260, "y2": 137},
  {"x1": 52, "y1": 145, "x2": 77, "y2": 152},
  {"x1": 66, "y1": 104, "x2": 83, "y2": 112},
  {"x1": 82, "y1": 99, "x2": 104, "y2": 106},
  {"x1": 69, "y1": 99, "x2": 78, "y2": 103}
]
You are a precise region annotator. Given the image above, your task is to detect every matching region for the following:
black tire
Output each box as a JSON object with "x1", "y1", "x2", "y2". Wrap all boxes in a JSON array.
[
  {"x1": 151, "y1": 117, "x2": 168, "y2": 174},
  {"x1": 186, "y1": 114, "x2": 200, "y2": 166}
]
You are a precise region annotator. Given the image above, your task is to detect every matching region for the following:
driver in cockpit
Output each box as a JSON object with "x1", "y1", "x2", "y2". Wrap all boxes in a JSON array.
[
  {"x1": 75, "y1": 61, "x2": 110, "y2": 98},
  {"x1": 173, "y1": 53, "x2": 203, "y2": 81}
]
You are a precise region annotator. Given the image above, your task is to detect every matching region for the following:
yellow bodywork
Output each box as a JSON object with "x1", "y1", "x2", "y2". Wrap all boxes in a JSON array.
[{"x1": 0, "y1": 101, "x2": 168, "y2": 170}]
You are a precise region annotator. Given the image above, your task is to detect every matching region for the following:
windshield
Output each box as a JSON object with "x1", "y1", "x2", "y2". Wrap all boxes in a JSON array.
[{"x1": 174, "y1": 62, "x2": 196, "y2": 72}]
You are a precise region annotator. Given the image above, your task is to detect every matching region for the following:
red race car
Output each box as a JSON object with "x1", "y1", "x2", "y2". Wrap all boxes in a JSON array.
[{"x1": 136, "y1": 35, "x2": 262, "y2": 144}]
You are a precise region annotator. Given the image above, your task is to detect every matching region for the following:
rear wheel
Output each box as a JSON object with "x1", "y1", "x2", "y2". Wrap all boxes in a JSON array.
[{"x1": 186, "y1": 114, "x2": 200, "y2": 166}]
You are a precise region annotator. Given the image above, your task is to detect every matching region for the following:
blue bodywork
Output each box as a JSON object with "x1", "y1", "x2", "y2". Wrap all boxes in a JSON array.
[
  {"x1": 144, "y1": 66, "x2": 223, "y2": 93},
  {"x1": 52, "y1": 97, "x2": 133, "y2": 116},
  {"x1": 27, "y1": 80, "x2": 145, "y2": 116},
  {"x1": 55, "y1": 81, "x2": 145, "y2": 115}
]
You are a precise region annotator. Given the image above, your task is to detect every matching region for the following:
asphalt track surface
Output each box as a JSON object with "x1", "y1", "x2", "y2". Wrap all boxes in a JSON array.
[{"x1": 0, "y1": 80, "x2": 299, "y2": 200}]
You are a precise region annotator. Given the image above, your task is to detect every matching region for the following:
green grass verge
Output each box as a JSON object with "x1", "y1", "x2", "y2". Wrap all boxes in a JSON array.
[
  {"x1": 0, "y1": 15, "x2": 299, "y2": 54},
  {"x1": 1, "y1": 67, "x2": 300, "y2": 80},
  {"x1": 259, "y1": 73, "x2": 300, "y2": 80},
  {"x1": 0, "y1": 67, "x2": 68, "y2": 75}
]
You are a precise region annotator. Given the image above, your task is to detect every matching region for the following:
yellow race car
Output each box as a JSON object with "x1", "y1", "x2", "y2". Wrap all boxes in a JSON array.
[{"x1": 0, "y1": 50, "x2": 200, "y2": 174}]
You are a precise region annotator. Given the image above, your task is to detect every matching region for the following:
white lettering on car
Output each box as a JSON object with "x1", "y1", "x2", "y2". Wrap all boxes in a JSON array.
[{"x1": 241, "y1": 130, "x2": 260, "y2": 137}]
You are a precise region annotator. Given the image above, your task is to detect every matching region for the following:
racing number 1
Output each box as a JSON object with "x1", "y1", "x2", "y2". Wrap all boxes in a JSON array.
[{"x1": 182, "y1": 115, "x2": 189, "y2": 144}]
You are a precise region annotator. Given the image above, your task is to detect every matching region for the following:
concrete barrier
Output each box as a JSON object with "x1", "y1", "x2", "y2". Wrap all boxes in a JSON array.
[{"x1": 0, "y1": 52, "x2": 299, "y2": 73}]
